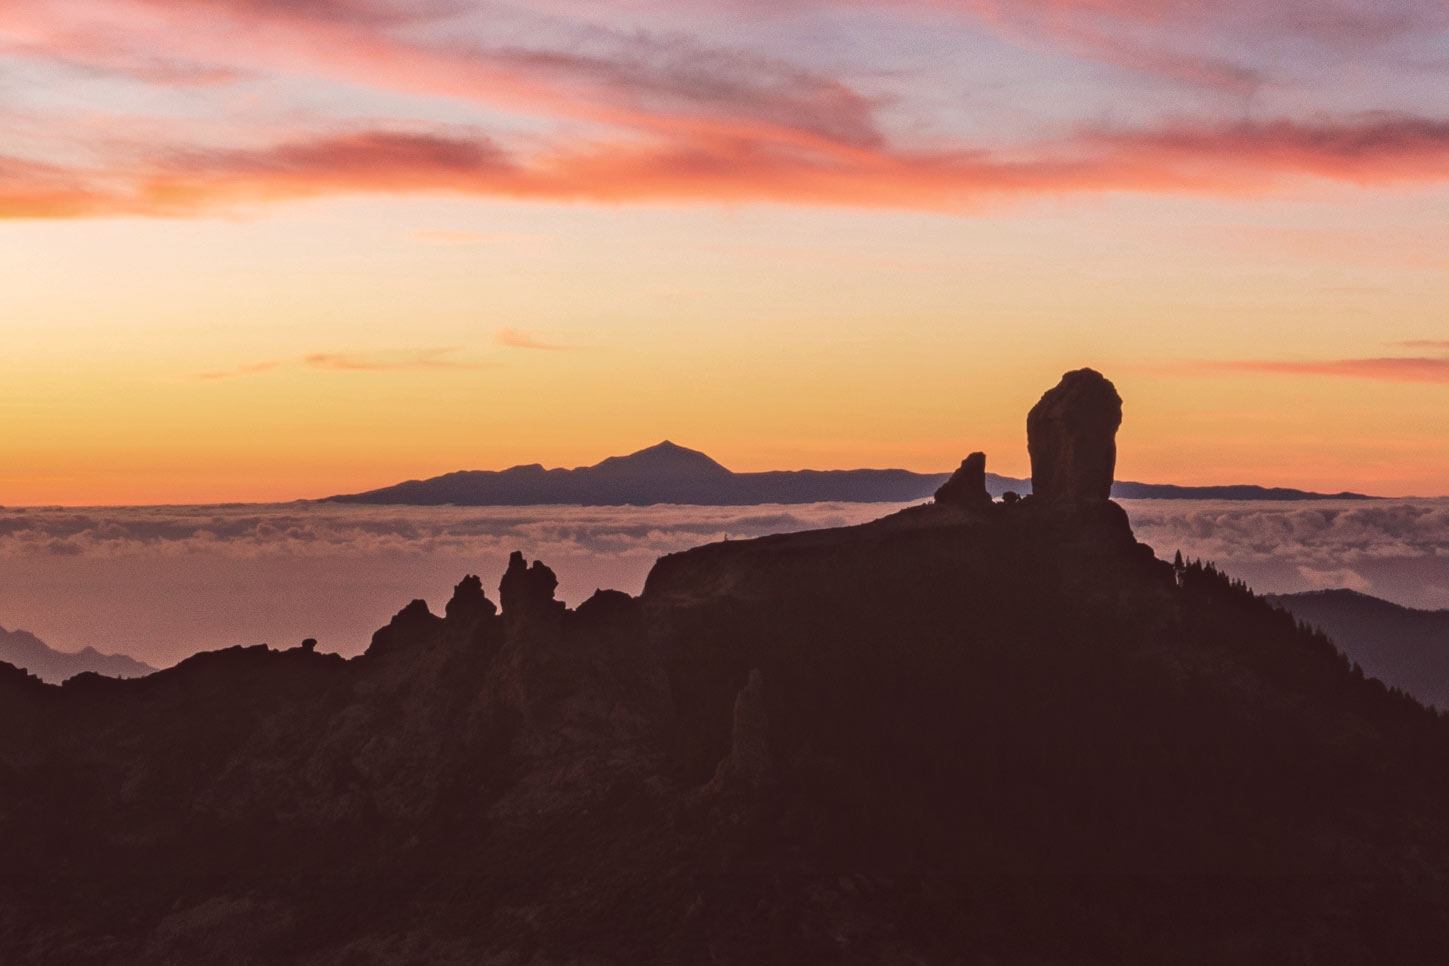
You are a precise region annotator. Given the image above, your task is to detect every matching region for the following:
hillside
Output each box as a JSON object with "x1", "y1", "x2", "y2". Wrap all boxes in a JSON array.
[
  {"x1": 2, "y1": 370, "x2": 1442, "y2": 965},
  {"x1": 1268, "y1": 589, "x2": 1449, "y2": 709}
]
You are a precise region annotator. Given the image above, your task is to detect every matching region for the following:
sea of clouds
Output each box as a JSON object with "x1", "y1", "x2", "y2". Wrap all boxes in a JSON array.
[
  {"x1": 0, "y1": 502, "x2": 885, "y2": 562},
  {"x1": 2, "y1": 499, "x2": 1445, "y2": 667},
  {"x1": 1121, "y1": 499, "x2": 1449, "y2": 609}
]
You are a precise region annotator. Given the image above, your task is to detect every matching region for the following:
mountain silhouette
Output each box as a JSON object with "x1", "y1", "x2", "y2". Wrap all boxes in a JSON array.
[
  {"x1": 1268, "y1": 589, "x2": 1449, "y2": 710},
  {"x1": 325, "y1": 441, "x2": 1375, "y2": 506},
  {"x1": 2, "y1": 369, "x2": 1441, "y2": 964},
  {"x1": 0, "y1": 625, "x2": 154, "y2": 684}
]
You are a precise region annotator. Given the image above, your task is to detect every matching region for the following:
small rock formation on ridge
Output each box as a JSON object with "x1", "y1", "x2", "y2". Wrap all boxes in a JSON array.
[{"x1": 933, "y1": 451, "x2": 992, "y2": 507}]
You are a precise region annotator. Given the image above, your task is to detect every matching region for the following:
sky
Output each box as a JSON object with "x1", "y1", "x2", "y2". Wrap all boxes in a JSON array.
[{"x1": 3, "y1": 0, "x2": 1449, "y2": 504}]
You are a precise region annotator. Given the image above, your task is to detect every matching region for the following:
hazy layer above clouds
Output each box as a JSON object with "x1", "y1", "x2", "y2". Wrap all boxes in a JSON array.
[{"x1": 1, "y1": 499, "x2": 1444, "y2": 668}]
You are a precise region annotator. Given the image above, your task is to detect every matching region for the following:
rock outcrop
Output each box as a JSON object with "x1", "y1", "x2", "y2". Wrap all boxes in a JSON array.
[
  {"x1": 1026, "y1": 368, "x2": 1123, "y2": 503},
  {"x1": 444, "y1": 574, "x2": 497, "y2": 623},
  {"x1": 933, "y1": 451, "x2": 992, "y2": 507},
  {"x1": 364, "y1": 598, "x2": 443, "y2": 656}
]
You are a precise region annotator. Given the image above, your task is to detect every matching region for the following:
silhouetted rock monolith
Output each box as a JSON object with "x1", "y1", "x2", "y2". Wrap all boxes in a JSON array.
[
  {"x1": 499, "y1": 551, "x2": 564, "y2": 621},
  {"x1": 934, "y1": 451, "x2": 992, "y2": 507},
  {"x1": 1027, "y1": 368, "x2": 1122, "y2": 503}
]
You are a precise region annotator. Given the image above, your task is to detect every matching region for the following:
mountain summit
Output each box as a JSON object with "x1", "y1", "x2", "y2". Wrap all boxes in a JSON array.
[
  {"x1": 588, "y1": 440, "x2": 732, "y2": 479},
  {"x1": 4, "y1": 369, "x2": 1439, "y2": 964}
]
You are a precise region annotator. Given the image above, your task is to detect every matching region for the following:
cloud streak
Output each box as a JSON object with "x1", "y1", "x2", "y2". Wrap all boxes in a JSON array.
[
  {"x1": 1, "y1": 0, "x2": 885, "y2": 155},
  {"x1": 1204, "y1": 356, "x2": 1449, "y2": 384},
  {"x1": 4, "y1": 111, "x2": 1449, "y2": 221},
  {"x1": 494, "y1": 328, "x2": 571, "y2": 351},
  {"x1": 301, "y1": 348, "x2": 490, "y2": 372},
  {"x1": 196, "y1": 360, "x2": 282, "y2": 381},
  {"x1": 193, "y1": 347, "x2": 489, "y2": 379}
]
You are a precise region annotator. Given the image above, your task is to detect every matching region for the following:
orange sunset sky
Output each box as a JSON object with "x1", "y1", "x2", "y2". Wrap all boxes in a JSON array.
[{"x1": 3, "y1": 0, "x2": 1448, "y2": 505}]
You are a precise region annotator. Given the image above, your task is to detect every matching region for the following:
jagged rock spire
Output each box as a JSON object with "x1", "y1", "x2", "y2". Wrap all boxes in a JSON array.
[
  {"x1": 445, "y1": 574, "x2": 497, "y2": 622},
  {"x1": 499, "y1": 551, "x2": 563, "y2": 620}
]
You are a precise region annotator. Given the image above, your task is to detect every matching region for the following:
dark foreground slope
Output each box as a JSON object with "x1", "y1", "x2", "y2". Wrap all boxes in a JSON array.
[
  {"x1": 0, "y1": 372, "x2": 1441, "y2": 964},
  {"x1": 1268, "y1": 589, "x2": 1449, "y2": 710}
]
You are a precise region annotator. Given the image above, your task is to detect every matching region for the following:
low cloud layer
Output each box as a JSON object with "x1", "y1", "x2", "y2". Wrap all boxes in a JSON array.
[
  {"x1": 0, "y1": 502, "x2": 895, "y2": 562},
  {"x1": 1121, "y1": 498, "x2": 1449, "y2": 608},
  {"x1": 2, "y1": 500, "x2": 1444, "y2": 668}
]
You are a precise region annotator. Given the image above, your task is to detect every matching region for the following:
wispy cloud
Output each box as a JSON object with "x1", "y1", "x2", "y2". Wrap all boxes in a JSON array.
[
  {"x1": 302, "y1": 347, "x2": 490, "y2": 372},
  {"x1": 192, "y1": 347, "x2": 488, "y2": 379},
  {"x1": 1204, "y1": 356, "x2": 1449, "y2": 384},
  {"x1": 195, "y1": 360, "x2": 282, "y2": 381},
  {"x1": 494, "y1": 328, "x2": 572, "y2": 351},
  {"x1": 1, "y1": 0, "x2": 885, "y2": 155}
]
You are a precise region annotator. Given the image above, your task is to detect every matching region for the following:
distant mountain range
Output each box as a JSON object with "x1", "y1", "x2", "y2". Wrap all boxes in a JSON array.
[
  {"x1": 0, "y1": 626, "x2": 155, "y2": 685},
  {"x1": 1268, "y1": 589, "x2": 1449, "y2": 710},
  {"x1": 325, "y1": 440, "x2": 1376, "y2": 506}
]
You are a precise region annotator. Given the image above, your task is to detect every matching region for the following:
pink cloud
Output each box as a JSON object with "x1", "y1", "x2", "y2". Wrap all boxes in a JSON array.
[
  {"x1": 495, "y1": 328, "x2": 571, "y2": 351},
  {"x1": 4, "y1": 112, "x2": 1449, "y2": 220},
  {"x1": 0, "y1": 0, "x2": 884, "y2": 155}
]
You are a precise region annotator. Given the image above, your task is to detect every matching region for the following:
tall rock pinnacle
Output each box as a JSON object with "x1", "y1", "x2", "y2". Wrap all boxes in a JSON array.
[{"x1": 1027, "y1": 369, "x2": 1122, "y2": 503}]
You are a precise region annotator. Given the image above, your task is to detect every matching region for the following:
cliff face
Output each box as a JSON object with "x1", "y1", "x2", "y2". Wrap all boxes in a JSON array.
[{"x1": 4, "y1": 371, "x2": 1448, "y2": 965}]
